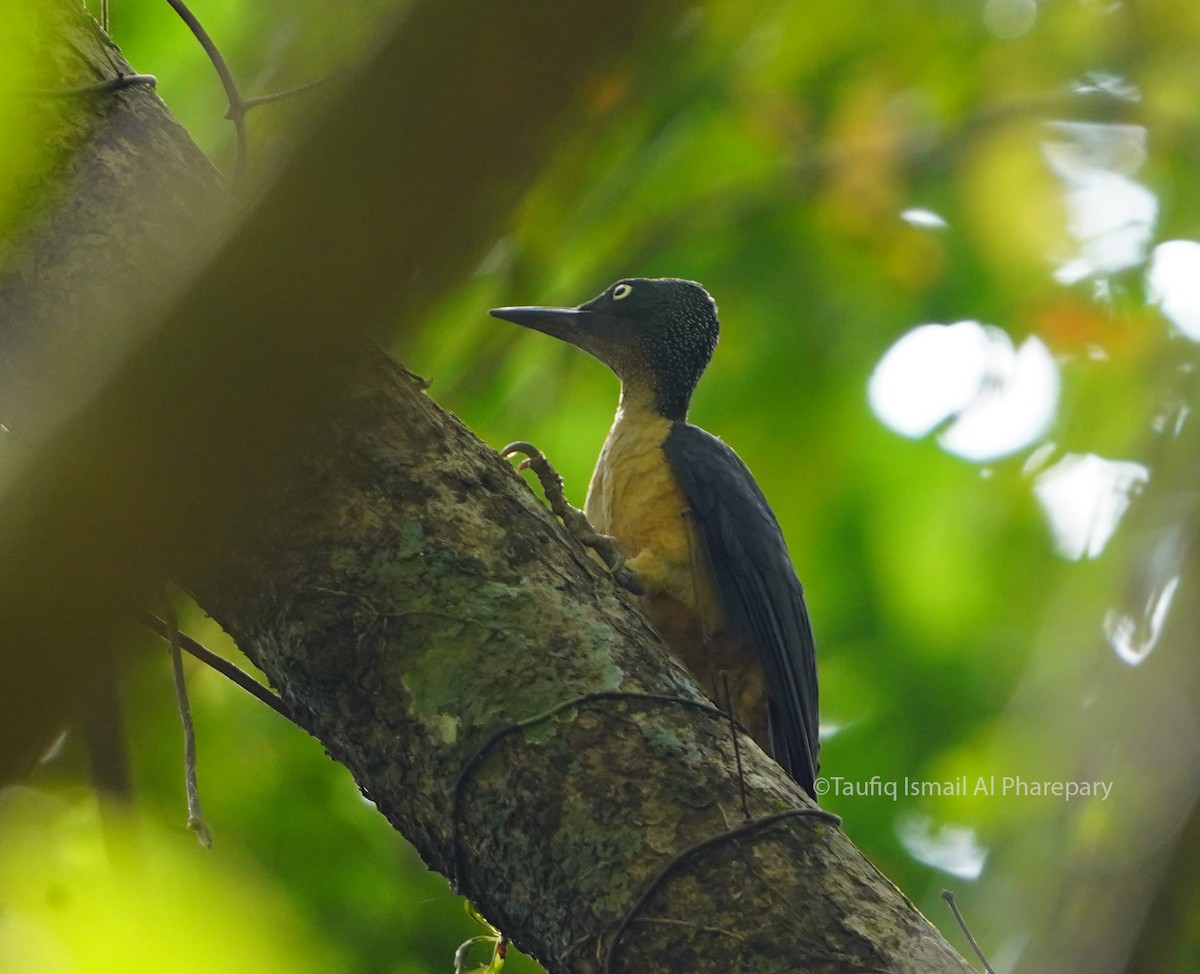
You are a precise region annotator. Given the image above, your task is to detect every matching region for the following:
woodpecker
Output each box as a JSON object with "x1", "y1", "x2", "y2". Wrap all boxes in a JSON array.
[{"x1": 491, "y1": 278, "x2": 819, "y2": 796}]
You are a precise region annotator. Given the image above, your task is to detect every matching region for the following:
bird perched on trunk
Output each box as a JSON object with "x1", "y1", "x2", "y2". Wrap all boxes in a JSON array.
[{"x1": 491, "y1": 278, "x2": 819, "y2": 796}]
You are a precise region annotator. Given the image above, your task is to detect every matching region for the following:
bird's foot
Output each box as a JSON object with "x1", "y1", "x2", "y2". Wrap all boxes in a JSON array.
[{"x1": 501, "y1": 441, "x2": 644, "y2": 595}]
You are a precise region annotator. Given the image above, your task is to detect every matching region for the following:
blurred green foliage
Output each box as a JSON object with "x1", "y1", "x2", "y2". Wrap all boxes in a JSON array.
[
  {"x1": 8, "y1": 0, "x2": 1200, "y2": 971},
  {"x1": 0, "y1": 4, "x2": 67, "y2": 248}
]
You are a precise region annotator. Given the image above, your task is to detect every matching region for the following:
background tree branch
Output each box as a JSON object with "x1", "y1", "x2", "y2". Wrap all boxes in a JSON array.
[{"x1": 0, "y1": 0, "x2": 687, "y2": 775}]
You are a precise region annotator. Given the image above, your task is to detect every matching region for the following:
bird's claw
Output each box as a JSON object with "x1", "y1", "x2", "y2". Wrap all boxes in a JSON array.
[
  {"x1": 501, "y1": 441, "x2": 537, "y2": 463},
  {"x1": 501, "y1": 441, "x2": 644, "y2": 595}
]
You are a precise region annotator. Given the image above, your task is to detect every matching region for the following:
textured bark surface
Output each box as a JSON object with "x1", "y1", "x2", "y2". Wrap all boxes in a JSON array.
[
  {"x1": 191, "y1": 351, "x2": 974, "y2": 974},
  {"x1": 0, "y1": 3, "x2": 975, "y2": 973}
]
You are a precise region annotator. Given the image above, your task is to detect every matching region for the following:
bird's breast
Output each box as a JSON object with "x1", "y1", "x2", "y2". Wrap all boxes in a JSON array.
[
  {"x1": 584, "y1": 405, "x2": 725, "y2": 644},
  {"x1": 585, "y1": 407, "x2": 680, "y2": 554},
  {"x1": 583, "y1": 404, "x2": 766, "y2": 744}
]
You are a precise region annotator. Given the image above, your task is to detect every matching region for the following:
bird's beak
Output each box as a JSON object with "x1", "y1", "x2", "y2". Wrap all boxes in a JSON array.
[
  {"x1": 491, "y1": 303, "x2": 629, "y2": 376},
  {"x1": 489, "y1": 306, "x2": 590, "y2": 345}
]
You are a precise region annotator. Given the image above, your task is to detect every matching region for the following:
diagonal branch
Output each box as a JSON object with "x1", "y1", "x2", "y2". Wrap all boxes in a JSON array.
[{"x1": 187, "y1": 347, "x2": 975, "y2": 974}]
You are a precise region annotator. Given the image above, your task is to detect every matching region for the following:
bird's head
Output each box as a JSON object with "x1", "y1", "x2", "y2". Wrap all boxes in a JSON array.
[{"x1": 490, "y1": 277, "x2": 720, "y2": 422}]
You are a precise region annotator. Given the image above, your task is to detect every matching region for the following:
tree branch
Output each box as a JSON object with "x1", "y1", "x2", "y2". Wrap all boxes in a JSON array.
[{"x1": 186, "y1": 347, "x2": 973, "y2": 973}]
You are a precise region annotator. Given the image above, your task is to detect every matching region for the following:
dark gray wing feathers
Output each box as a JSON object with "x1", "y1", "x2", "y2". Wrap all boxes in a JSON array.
[{"x1": 663, "y1": 422, "x2": 820, "y2": 795}]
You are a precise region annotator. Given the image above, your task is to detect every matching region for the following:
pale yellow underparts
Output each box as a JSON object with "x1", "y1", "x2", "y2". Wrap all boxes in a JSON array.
[{"x1": 584, "y1": 384, "x2": 768, "y2": 748}]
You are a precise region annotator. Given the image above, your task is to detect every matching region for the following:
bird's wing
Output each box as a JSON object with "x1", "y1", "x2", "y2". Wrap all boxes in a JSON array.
[{"x1": 663, "y1": 422, "x2": 819, "y2": 794}]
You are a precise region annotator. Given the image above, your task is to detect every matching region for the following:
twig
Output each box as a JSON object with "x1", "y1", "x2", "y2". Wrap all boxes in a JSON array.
[
  {"x1": 26, "y1": 74, "x2": 158, "y2": 97},
  {"x1": 139, "y1": 611, "x2": 295, "y2": 723},
  {"x1": 162, "y1": 0, "x2": 333, "y2": 181},
  {"x1": 942, "y1": 890, "x2": 997, "y2": 974},
  {"x1": 236, "y1": 75, "x2": 334, "y2": 114},
  {"x1": 164, "y1": 599, "x2": 212, "y2": 847},
  {"x1": 162, "y1": 0, "x2": 248, "y2": 181}
]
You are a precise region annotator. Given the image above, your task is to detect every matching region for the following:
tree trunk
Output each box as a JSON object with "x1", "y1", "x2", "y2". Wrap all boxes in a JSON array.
[{"x1": 0, "y1": 2, "x2": 974, "y2": 972}]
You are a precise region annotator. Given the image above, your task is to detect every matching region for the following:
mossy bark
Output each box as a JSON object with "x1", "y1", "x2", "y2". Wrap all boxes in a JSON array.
[{"x1": 190, "y1": 350, "x2": 973, "y2": 973}]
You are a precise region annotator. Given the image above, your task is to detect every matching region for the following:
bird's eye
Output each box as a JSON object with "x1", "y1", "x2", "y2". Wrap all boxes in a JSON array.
[{"x1": 612, "y1": 282, "x2": 633, "y2": 300}]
